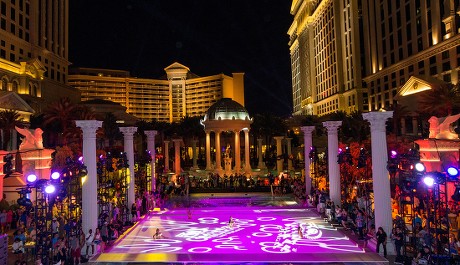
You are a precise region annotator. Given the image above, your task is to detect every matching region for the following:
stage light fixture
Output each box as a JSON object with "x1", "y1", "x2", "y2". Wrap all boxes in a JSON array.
[
  {"x1": 50, "y1": 171, "x2": 60, "y2": 181},
  {"x1": 414, "y1": 162, "x2": 426, "y2": 172},
  {"x1": 422, "y1": 175, "x2": 435, "y2": 187},
  {"x1": 17, "y1": 197, "x2": 32, "y2": 207},
  {"x1": 44, "y1": 184, "x2": 56, "y2": 194},
  {"x1": 390, "y1": 150, "x2": 398, "y2": 159},
  {"x1": 26, "y1": 174, "x2": 37, "y2": 184},
  {"x1": 446, "y1": 166, "x2": 459, "y2": 179}
]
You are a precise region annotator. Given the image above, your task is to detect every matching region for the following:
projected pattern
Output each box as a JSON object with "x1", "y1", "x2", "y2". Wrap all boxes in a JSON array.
[{"x1": 93, "y1": 207, "x2": 386, "y2": 263}]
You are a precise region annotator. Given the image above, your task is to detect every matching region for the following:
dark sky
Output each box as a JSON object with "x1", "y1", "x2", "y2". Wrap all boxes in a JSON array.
[{"x1": 69, "y1": 0, "x2": 293, "y2": 117}]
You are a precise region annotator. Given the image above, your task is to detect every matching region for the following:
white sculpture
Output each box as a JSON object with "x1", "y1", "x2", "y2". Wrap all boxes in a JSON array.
[
  {"x1": 428, "y1": 114, "x2": 460, "y2": 139},
  {"x1": 15, "y1": 126, "x2": 44, "y2": 150}
]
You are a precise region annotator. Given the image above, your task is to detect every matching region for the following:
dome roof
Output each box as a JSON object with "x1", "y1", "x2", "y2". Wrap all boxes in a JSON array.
[{"x1": 204, "y1": 98, "x2": 250, "y2": 121}]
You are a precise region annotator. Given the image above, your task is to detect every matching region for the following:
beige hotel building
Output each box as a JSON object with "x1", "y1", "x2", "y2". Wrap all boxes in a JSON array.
[
  {"x1": 0, "y1": 0, "x2": 79, "y2": 118},
  {"x1": 289, "y1": 0, "x2": 460, "y2": 120},
  {"x1": 68, "y1": 63, "x2": 245, "y2": 123}
]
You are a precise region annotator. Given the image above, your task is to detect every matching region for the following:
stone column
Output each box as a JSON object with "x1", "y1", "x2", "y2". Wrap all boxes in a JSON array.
[
  {"x1": 412, "y1": 116, "x2": 418, "y2": 136},
  {"x1": 363, "y1": 111, "x2": 394, "y2": 255},
  {"x1": 400, "y1": 117, "x2": 406, "y2": 135},
  {"x1": 243, "y1": 128, "x2": 251, "y2": 174},
  {"x1": 274, "y1": 136, "x2": 284, "y2": 173},
  {"x1": 234, "y1": 130, "x2": 241, "y2": 173},
  {"x1": 164, "y1": 140, "x2": 170, "y2": 172},
  {"x1": 191, "y1": 139, "x2": 198, "y2": 170},
  {"x1": 286, "y1": 138, "x2": 293, "y2": 171},
  {"x1": 257, "y1": 138, "x2": 266, "y2": 169},
  {"x1": 215, "y1": 131, "x2": 222, "y2": 170},
  {"x1": 120, "y1": 127, "x2": 138, "y2": 212},
  {"x1": 145, "y1": 130, "x2": 157, "y2": 192},
  {"x1": 322, "y1": 121, "x2": 342, "y2": 206},
  {"x1": 76, "y1": 120, "x2": 102, "y2": 236},
  {"x1": 205, "y1": 131, "x2": 212, "y2": 170},
  {"x1": 173, "y1": 139, "x2": 182, "y2": 175},
  {"x1": 301, "y1": 126, "x2": 315, "y2": 197}
]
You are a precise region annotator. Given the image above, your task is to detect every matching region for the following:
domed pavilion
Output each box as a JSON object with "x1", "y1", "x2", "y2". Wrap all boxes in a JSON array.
[{"x1": 201, "y1": 98, "x2": 253, "y2": 174}]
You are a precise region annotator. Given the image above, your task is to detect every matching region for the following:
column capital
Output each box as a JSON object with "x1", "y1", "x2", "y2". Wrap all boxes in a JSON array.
[
  {"x1": 300, "y1": 126, "x2": 315, "y2": 134},
  {"x1": 144, "y1": 130, "x2": 158, "y2": 138},
  {"x1": 75, "y1": 120, "x2": 102, "y2": 133},
  {"x1": 362, "y1": 111, "x2": 394, "y2": 132},
  {"x1": 172, "y1": 138, "x2": 183, "y2": 144},
  {"x1": 322, "y1": 121, "x2": 342, "y2": 131},
  {"x1": 120, "y1": 127, "x2": 138, "y2": 136},
  {"x1": 242, "y1": 128, "x2": 250, "y2": 133},
  {"x1": 273, "y1": 136, "x2": 284, "y2": 141}
]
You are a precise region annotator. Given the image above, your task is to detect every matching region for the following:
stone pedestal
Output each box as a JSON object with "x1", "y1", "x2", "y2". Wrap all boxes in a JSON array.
[
  {"x1": 173, "y1": 139, "x2": 182, "y2": 175},
  {"x1": 224, "y1": 157, "x2": 232, "y2": 175}
]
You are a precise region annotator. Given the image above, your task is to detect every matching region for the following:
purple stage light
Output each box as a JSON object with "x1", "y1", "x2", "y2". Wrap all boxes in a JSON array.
[
  {"x1": 414, "y1": 162, "x2": 425, "y2": 172},
  {"x1": 447, "y1": 167, "x2": 459, "y2": 178},
  {"x1": 44, "y1": 184, "x2": 56, "y2": 194},
  {"x1": 51, "y1": 172, "x2": 60, "y2": 180},
  {"x1": 390, "y1": 150, "x2": 397, "y2": 158},
  {"x1": 423, "y1": 175, "x2": 435, "y2": 187},
  {"x1": 338, "y1": 148, "x2": 343, "y2": 153},
  {"x1": 26, "y1": 174, "x2": 37, "y2": 183},
  {"x1": 78, "y1": 156, "x2": 84, "y2": 163}
]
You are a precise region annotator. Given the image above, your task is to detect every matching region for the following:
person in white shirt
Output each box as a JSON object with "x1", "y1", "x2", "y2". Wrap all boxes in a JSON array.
[{"x1": 85, "y1": 229, "x2": 94, "y2": 257}]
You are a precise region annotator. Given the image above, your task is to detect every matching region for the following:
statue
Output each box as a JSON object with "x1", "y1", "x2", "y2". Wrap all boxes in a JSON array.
[
  {"x1": 428, "y1": 114, "x2": 460, "y2": 139},
  {"x1": 225, "y1": 144, "x2": 231, "y2": 158},
  {"x1": 15, "y1": 126, "x2": 44, "y2": 150}
]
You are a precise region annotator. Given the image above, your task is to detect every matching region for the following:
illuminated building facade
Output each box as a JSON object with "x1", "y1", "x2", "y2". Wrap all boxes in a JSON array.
[
  {"x1": 288, "y1": 0, "x2": 366, "y2": 116},
  {"x1": 289, "y1": 0, "x2": 460, "y2": 118},
  {"x1": 68, "y1": 62, "x2": 245, "y2": 123},
  {"x1": 0, "y1": 0, "x2": 79, "y2": 114}
]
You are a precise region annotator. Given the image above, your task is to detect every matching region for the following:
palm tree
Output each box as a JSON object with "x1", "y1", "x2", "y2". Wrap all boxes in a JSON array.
[
  {"x1": 419, "y1": 83, "x2": 460, "y2": 117},
  {"x1": 43, "y1": 97, "x2": 78, "y2": 146},
  {"x1": 0, "y1": 110, "x2": 25, "y2": 150},
  {"x1": 102, "y1": 112, "x2": 122, "y2": 148}
]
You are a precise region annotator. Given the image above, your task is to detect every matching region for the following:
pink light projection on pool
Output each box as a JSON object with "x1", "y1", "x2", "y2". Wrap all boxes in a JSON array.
[{"x1": 93, "y1": 207, "x2": 387, "y2": 263}]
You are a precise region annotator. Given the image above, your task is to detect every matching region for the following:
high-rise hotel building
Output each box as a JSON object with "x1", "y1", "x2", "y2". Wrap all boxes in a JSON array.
[
  {"x1": 289, "y1": 0, "x2": 460, "y2": 117},
  {"x1": 68, "y1": 62, "x2": 245, "y2": 123},
  {"x1": 0, "y1": 0, "x2": 79, "y2": 116}
]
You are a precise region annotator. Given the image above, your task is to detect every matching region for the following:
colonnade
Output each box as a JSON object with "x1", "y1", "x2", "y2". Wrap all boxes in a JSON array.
[{"x1": 77, "y1": 111, "x2": 394, "y2": 254}]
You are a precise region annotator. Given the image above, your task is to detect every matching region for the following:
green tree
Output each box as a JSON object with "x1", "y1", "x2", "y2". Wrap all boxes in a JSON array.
[{"x1": 0, "y1": 110, "x2": 26, "y2": 150}]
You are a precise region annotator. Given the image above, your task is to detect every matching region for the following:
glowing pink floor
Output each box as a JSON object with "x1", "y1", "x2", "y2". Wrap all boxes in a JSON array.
[{"x1": 91, "y1": 203, "x2": 387, "y2": 264}]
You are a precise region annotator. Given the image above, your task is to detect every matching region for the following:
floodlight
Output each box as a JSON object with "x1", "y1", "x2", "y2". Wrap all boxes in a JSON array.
[
  {"x1": 446, "y1": 166, "x2": 459, "y2": 178},
  {"x1": 390, "y1": 150, "x2": 398, "y2": 159},
  {"x1": 44, "y1": 184, "x2": 56, "y2": 194},
  {"x1": 422, "y1": 175, "x2": 435, "y2": 187},
  {"x1": 50, "y1": 171, "x2": 60, "y2": 180},
  {"x1": 414, "y1": 162, "x2": 425, "y2": 172},
  {"x1": 26, "y1": 174, "x2": 37, "y2": 183}
]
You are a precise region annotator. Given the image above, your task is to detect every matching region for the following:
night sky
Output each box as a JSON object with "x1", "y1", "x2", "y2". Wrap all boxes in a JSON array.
[{"x1": 69, "y1": 0, "x2": 293, "y2": 117}]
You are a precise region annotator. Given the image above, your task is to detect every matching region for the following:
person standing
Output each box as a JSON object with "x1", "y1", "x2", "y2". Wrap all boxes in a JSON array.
[
  {"x1": 85, "y1": 229, "x2": 94, "y2": 258},
  {"x1": 393, "y1": 227, "x2": 404, "y2": 260},
  {"x1": 376, "y1": 226, "x2": 388, "y2": 257}
]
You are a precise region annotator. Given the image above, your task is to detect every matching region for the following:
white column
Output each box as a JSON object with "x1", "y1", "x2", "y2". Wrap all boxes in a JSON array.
[
  {"x1": 145, "y1": 130, "x2": 157, "y2": 192},
  {"x1": 274, "y1": 136, "x2": 284, "y2": 173},
  {"x1": 286, "y1": 138, "x2": 293, "y2": 171},
  {"x1": 234, "y1": 130, "x2": 241, "y2": 173},
  {"x1": 363, "y1": 111, "x2": 394, "y2": 255},
  {"x1": 243, "y1": 128, "x2": 251, "y2": 174},
  {"x1": 215, "y1": 131, "x2": 222, "y2": 170},
  {"x1": 301, "y1": 126, "x2": 315, "y2": 197},
  {"x1": 257, "y1": 138, "x2": 266, "y2": 169},
  {"x1": 191, "y1": 139, "x2": 198, "y2": 170},
  {"x1": 173, "y1": 139, "x2": 182, "y2": 175},
  {"x1": 205, "y1": 132, "x2": 212, "y2": 170},
  {"x1": 164, "y1": 140, "x2": 170, "y2": 172},
  {"x1": 76, "y1": 120, "x2": 102, "y2": 236},
  {"x1": 322, "y1": 121, "x2": 342, "y2": 206},
  {"x1": 120, "y1": 127, "x2": 138, "y2": 212}
]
